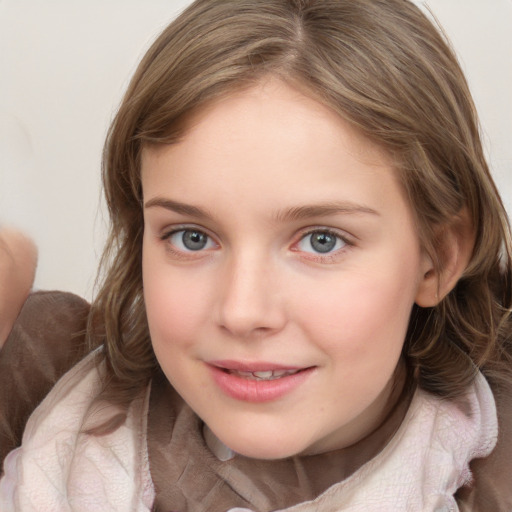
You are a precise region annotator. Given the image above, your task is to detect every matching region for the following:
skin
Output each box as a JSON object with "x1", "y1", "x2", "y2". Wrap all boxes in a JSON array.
[
  {"x1": 141, "y1": 79, "x2": 434, "y2": 460},
  {"x1": 0, "y1": 228, "x2": 37, "y2": 347}
]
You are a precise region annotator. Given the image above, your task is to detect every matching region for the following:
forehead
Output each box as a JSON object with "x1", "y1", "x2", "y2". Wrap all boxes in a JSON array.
[
  {"x1": 140, "y1": 79, "x2": 406, "y2": 218},
  {"x1": 142, "y1": 78, "x2": 393, "y2": 169},
  {"x1": 191, "y1": 79, "x2": 340, "y2": 138}
]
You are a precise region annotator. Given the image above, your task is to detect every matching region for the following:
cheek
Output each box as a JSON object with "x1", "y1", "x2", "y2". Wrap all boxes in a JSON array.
[
  {"x1": 142, "y1": 257, "x2": 209, "y2": 350},
  {"x1": 294, "y1": 264, "x2": 417, "y2": 361}
]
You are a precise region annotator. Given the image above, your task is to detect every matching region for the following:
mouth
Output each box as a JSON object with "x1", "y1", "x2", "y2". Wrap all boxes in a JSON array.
[{"x1": 207, "y1": 361, "x2": 315, "y2": 402}]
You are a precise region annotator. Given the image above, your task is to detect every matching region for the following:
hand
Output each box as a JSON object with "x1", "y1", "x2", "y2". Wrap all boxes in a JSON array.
[{"x1": 0, "y1": 228, "x2": 38, "y2": 348}]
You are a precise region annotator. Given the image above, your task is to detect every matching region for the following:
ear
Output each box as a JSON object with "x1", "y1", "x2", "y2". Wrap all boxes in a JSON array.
[{"x1": 415, "y1": 209, "x2": 475, "y2": 307}]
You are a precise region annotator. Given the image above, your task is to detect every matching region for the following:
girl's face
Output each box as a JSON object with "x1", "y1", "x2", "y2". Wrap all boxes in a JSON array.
[{"x1": 142, "y1": 79, "x2": 431, "y2": 459}]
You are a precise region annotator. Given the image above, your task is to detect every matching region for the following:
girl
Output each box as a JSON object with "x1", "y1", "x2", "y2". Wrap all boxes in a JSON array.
[{"x1": 1, "y1": 0, "x2": 511, "y2": 510}]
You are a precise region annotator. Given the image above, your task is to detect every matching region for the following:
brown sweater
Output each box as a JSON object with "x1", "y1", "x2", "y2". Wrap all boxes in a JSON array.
[{"x1": 1, "y1": 291, "x2": 511, "y2": 510}]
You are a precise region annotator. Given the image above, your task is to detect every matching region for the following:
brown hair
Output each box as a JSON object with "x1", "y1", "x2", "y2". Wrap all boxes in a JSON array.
[{"x1": 89, "y1": 0, "x2": 512, "y2": 410}]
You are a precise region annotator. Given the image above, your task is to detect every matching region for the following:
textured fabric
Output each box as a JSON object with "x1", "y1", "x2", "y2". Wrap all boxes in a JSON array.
[
  {"x1": 267, "y1": 372, "x2": 498, "y2": 511},
  {"x1": 149, "y1": 370, "x2": 414, "y2": 511},
  {"x1": 0, "y1": 351, "x2": 154, "y2": 512},
  {"x1": 0, "y1": 291, "x2": 509, "y2": 510},
  {"x1": 455, "y1": 380, "x2": 512, "y2": 511},
  {"x1": 1, "y1": 352, "x2": 497, "y2": 511},
  {"x1": 0, "y1": 290, "x2": 89, "y2": 464}
]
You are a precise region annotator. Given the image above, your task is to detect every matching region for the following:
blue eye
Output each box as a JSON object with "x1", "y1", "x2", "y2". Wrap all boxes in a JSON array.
[
  {"x1": 297, "y1": 230, "x2": 346, "y2": 254},
  {"x1": 168, "y1": 229, "x2": 215, "y2": 252}
]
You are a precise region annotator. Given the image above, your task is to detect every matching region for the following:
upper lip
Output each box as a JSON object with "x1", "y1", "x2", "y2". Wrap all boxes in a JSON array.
[{"x1": 208, "y1": 360, "x2": 306, "y2": 372}]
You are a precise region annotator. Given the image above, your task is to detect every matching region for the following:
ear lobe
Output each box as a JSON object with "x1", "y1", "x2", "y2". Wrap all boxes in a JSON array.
[{"x1": 415, "y1": 209, "x2": 475, "y2": 308}]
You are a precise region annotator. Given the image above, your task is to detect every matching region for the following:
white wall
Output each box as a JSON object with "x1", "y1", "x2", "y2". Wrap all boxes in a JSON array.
[{"x1": 1, "y1": 1, "x2": 511, "y2": 299}]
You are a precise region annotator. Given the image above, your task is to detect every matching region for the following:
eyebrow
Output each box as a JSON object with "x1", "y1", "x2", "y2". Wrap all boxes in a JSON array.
[
  {"x1": 273, "y1": 202, "x2": 379, "y2": 222},
  {"x1": 144, "y1": 197, "x2": 212, "y2": 219},
  {"x1": 144, "y1": 197, "x2": 379, "y2": 221}
]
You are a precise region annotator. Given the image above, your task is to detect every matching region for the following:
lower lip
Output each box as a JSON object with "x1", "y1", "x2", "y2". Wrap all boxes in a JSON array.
[{"x1": 208, "y1": 365, "x2": 315, "y2": 403}]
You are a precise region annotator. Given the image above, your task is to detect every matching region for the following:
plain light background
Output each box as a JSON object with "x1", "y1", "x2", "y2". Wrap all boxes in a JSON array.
[{"x1": 1, "y1": 0, "x2": 511, "y2": 299}]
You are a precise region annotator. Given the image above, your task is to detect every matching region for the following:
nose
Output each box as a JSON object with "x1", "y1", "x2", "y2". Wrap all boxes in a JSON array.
[{"x1": 216, "y1": 251, "x2": 286, "y2": 338}]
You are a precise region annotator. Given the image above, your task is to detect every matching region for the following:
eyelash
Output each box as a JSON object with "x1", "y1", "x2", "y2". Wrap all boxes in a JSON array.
[
  {"x1": 292, "y1": 228, "x2": 353, "y2": 262},
  {"x1": 160, "y1": 226, "x2": 353, "y2": 262},
  {"x1": 161, "y1": 226, "x2": 218, "y2": 259}
]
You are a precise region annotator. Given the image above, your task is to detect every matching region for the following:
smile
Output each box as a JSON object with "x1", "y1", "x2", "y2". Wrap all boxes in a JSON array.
[{"x1": 207, "y1": 362, "x2": 315, "y2": 403}]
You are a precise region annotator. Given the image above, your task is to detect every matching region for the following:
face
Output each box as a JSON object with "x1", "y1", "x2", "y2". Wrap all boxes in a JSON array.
[{"x1": 142, "y1": 79, "x2": 431, "y2": 459}]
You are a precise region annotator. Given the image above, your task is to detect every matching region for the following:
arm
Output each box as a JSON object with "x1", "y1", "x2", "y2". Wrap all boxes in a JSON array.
[
  {"x1": 0, "y1": 228, "x2": 37, "y2": 348},
  {"x1": 0, "y1": 230, "x2": 93, "y2": 466}
]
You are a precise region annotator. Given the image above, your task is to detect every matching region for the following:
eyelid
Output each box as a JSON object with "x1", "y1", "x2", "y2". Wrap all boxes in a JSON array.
[
  {"x1": 161, "y1": 223, "x2": 215, "y2": 240},
  {"x1": 295, "y1": 225, "x2": 355, "y2": 245},
  {"x1": 291, "y1": 226, "x2": 355, "y2": 261},
  {"x1": 161, "y1": 224, "x2": 220, "y2": 256}
]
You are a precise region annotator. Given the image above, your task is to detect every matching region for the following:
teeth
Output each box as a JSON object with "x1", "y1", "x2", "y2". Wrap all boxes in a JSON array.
[
  {"x1": 235, "y1": 371, "x2": 256, "y2": 378},
  {"x1": 229, "y1": 369, "x2": 300, "y2": 381},
  {"x1": 252, "y1": 371, "x2": 274, "y2": 379},
  {"x1": 272, "y1": 370, "x2": 293, "y2": 378}
]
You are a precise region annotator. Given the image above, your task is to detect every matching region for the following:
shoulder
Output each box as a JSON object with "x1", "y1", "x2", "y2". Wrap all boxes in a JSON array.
[
  {"x1": 2, "y1": 289, "x2": 90, "y2": 364},
  {"x1": 0, "y1": 290, "x2": 90, "y2": 462},
  {"x1": 0, "y1": 352, "x2": 102, "y2": 510},
  {"x1": 0, "y1": 350, "x2": 154, "y2": 511},
  {"x1": 20, "y1": 349, "x2": 103, "y2": 440},
  {"x1": 456, "y1": 376, "x2": 512, "y2": 510}
]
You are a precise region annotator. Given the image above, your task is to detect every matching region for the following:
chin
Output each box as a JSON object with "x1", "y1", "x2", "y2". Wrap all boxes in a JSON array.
[
  {"x1": 218, "y1": 430, "x2": 311, "y2": 460},
  {"x1": 237, "y1": 444, "x2": 301, "y2": 461}
]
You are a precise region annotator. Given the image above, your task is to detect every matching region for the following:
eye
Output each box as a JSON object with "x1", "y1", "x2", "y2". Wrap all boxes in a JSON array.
[
  {"x1": 167, "y1": 229, "x2": 216, "y2": 252},
  {"x1": 297, "y1": 230, "x2": 347, "y2": 254}
]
